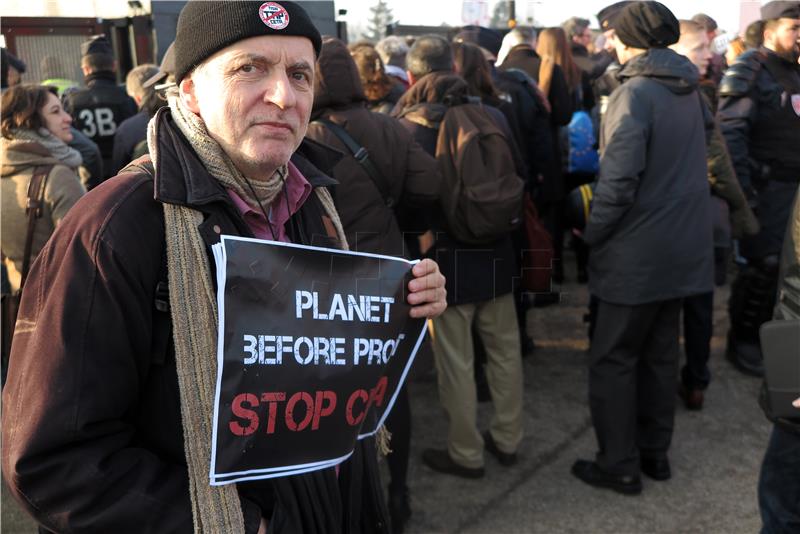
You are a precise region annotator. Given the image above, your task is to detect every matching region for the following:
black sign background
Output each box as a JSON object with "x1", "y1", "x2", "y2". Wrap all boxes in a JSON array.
[{"x1": 211, "y1": 237, "x2": 426, "y2": 484}]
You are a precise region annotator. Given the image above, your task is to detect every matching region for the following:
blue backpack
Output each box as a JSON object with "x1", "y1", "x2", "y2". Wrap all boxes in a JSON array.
[{"x1": 567, "y1": 110, "x2": 599, "y2": 174}]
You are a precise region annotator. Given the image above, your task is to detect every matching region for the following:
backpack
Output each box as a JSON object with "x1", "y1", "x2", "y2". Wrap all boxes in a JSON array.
[
  {"x1": 564, "y1": 85, "x2": 599, "y2": 174},
  {"x1": 435, "y1": 101, "x2": 525, "y2": 244},
  {"x1": 567, "y1": 110, "x2": 599, "y2": 174}
]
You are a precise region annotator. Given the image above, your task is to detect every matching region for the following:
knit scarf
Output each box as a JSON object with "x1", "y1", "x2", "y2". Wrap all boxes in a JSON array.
[
  {"x1": 12, "y1": 128, "x2": 82, "y2": 169},
  {"x1": 147, "y1": 94, "x2": 347, "y2": 533}
]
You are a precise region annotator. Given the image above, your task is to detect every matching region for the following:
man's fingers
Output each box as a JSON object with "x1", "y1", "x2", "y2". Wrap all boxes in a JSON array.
[
  {"x1": 407, "y1": 287, "x2": 446, "y2": 306},
  {"x1": 409, "y1": 300, "x2": 446, "y2": 319}
]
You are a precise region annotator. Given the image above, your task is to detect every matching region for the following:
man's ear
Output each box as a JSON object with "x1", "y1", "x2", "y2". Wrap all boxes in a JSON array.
[{"x1": 179, "y1": 76, "x2": 200, "y2": 113}]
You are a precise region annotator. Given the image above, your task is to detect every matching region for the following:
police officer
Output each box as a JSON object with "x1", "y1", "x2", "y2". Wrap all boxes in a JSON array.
[
  {"x1": 718, "y1": 1, "x2": 800, "y2": 376},
  {"x1": 64, "y1": 35, "x2": 137, "y2": 187}
]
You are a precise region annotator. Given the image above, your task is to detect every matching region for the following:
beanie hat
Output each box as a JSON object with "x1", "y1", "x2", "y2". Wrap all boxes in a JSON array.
[
  {"x1": 615, "y1": 1, "x2": 680, "y2": 49},
  {"x1": 760, "y1": 1, "x2": 800, "y2": 21},
  {"x1": 597, "y1": 1, "x2": 633, "y2": 30},
  {"x1": 174, "y1": 0, "x2": 322, "y2": 83},
  {"x1": 81, "y1": 35, "x2": 113, "y2": 57}
]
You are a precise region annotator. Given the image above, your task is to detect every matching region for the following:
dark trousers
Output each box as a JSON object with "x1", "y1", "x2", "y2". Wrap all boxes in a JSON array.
[
  {"x1": 681, "y1": 291, "x2": 714, "y2": 390},
  {"x1": 759, "y1": 424, "x2": 800, "y2": 534},
  {"x1": 589, "y1": 298, "x2": 681, "y2": 476},
  {"x1": 385, "y1": 384, "x2": 410, "y2": 491}
]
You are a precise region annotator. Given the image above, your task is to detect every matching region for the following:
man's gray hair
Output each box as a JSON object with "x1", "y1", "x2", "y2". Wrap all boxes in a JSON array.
[
  {"x1": 375, "y1": 35, "x2": 409, "y2": 69},
  {"x1": 496, "y1": 27, "x2": 537, "y2": 65},
  {"x1": 406, "y1": 34, "x2": 452, "y2": 80},
  {"x1": 562, "y1": 17, "x2": 591, "y2": 39},
  {"x1": 126, "y1": 63, "x2": 159, "y2": 101}
]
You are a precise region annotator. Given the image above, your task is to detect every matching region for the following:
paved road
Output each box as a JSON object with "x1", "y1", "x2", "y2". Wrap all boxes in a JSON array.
[
  {"x1": 403, "y1": 279, "x2": 770, "y2": 533},
  {"x1": 2, "y1": 276, "x2": 771, "y2": 533}
]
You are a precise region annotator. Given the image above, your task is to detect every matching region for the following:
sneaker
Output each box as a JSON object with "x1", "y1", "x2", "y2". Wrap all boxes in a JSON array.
[
  {"x1": 421, "y1": 449, "x2": 484, "y2": 479},
  {"x1": 571, "y1": 459, "x2": 642, "y2": 495},
  {"x1": 483, "y1": 431, "x2": 517, "y2": 466}
]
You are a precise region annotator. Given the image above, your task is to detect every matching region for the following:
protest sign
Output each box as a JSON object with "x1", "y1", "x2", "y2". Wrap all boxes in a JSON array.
[{"x1": 210, "y1": 236, "x2": 427, "y2": 485}]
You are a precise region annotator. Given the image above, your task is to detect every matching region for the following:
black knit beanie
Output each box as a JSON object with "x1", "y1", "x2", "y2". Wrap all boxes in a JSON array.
[
  {"x1": 174, "y1": 1, "x2": 322, "y2": 83},
  {"x1": 615, "y1": 1, "x2": 680, "y2": 49}
]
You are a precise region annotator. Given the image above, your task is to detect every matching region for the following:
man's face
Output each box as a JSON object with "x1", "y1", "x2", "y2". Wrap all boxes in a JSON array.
[
  {"x1": 671, "y1": 31, "x2": 712, "y2": 76},
  {"x1": 603, "y1": 30, "x2": 618, "y2": 55},
  {"x1": 574, "y1": 27, "x2": 592, "y2": 48},
  {"x1": 765, "y1": 17, "x2": 800, "y2": 60},
  {"x1": 181, "y1": 35, "x2": 315, "y2": 180}
]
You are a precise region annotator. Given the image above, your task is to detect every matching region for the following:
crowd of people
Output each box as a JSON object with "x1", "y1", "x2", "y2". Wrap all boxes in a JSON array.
[{"x1": 0, "y1": 0, "x2": 799, "y2": 533}]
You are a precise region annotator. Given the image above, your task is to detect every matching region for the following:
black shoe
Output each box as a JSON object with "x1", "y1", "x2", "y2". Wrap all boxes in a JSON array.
[
  {"x1": 678, "y1": 382, "x2": 704, "y2": 411},
  {"x1": 640, "y1": 456, "x2": 671, "y2": 481},
  {"x1": 571, "y1": 460, "x2": 642, "y2": 495},
  {"x1": 421, "y1": 449, "x2": 484, "y2": 479},
  {"x1": 483, "y1": 431, "x2": 517, "y2": 466},
  {"x1": 726, "y1": 333, "x2": 764, "y2": 377},
  {"x1": 388, "y1": 486, "x2": 411, "y2": 534}
]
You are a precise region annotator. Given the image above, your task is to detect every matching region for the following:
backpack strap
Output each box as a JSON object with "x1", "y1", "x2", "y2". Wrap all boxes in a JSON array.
[
  {"x1": 312, "y1": 118, "x2": 395, "y2": 208},
  {"x1": 20, "y1": 164, "x2": 54, "y2": 290}
]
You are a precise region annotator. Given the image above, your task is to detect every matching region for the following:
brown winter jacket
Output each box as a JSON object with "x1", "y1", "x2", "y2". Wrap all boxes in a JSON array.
[
  {"x1": 1, "y1": 138, "x2": 85, "y2": 292},
  {"x1": 2, "y1": 109, "x2": 389, "y2": 534},
  {"x1": 306, "y1": 37, "x2": 440, "y2": 257}
]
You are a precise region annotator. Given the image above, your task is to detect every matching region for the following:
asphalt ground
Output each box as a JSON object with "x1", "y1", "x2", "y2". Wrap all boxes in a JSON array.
[{"x1": 2, "y1": 263, "x2": 771, "y2": 533}]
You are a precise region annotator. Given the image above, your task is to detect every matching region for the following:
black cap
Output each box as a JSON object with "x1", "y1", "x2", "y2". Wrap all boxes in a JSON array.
[
  {"x1": 597, "y1": 1, "x2": 633, "y2": 30},
  {"x1": 143, "y1": 43, "x2": 175, "y2": 89},
  {"x1": 1, "y1": 48, "x2": 27, "y2": 73},
  {"x1": 454, "y1": 25, "x2": 503, "y2": 57},
  {"x1": 615, "y1": 1, "x2": 680, "y2": 49},
  {"x1": 81, "y1": 35, "x2": 113, "y2": 57},
  {"x1": 760, "y1": 1, "x2": 800, "y2": 20},
  {"x1": 174, "y1": 1, "x2": 322, "y2": 83}
]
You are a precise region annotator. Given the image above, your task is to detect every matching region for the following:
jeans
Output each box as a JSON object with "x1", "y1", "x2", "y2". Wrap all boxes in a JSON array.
[{"x1": 759, "y1": 424, "x2": 800, "y2": 533}]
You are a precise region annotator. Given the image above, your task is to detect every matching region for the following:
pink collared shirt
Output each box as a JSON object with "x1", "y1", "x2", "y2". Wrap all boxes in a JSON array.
[{"x1": 226, "y1": 161, "x2": 312, "y2": 242}]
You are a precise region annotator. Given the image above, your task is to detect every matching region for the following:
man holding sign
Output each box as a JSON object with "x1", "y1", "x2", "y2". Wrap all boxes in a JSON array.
[{"x1": 2, "y1": 2, "x2": 446, "y2": 533}]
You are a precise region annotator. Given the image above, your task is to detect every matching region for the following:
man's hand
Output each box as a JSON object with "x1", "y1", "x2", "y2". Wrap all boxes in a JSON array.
[
  {"x1": 407, "y1": 259, "x2": 446, "y2": 319},
  {"x1": 257, "y1": 518, "x2": 268, "y2": 534},
  {"x1": 793, "y1": 398, "x2": 800, "y2": 409}
]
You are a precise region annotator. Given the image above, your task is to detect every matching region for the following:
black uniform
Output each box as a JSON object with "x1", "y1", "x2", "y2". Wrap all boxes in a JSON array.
[
  {"x1": 717, "y1": 46, "x2": 800, "y2": 376},
  {"x1": 64, "y1": 70, "x2": 137, "y2": 187}
]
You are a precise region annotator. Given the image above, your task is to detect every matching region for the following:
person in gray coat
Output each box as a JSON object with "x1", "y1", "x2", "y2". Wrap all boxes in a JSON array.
[{"x1": 571, "y1": 1, "x2": 714, "y2": 495}]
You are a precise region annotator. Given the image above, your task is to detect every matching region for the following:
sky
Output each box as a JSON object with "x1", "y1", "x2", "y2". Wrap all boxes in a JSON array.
[
  {"x1": 1, "y1": 1, "x2": 768, "y2": 42},
  {"x1": 336, "y1": 0, "x2": 767, "y2": 40}
]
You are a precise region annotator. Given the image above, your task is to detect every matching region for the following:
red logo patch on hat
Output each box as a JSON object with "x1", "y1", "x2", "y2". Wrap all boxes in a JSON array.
[{"x1": 259, "y1": 2, "x2": 290, "y2": 30}]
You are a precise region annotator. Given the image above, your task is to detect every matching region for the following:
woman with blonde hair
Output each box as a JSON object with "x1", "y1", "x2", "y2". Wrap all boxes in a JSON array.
[{"x1": 536, "y1": 27, "x2": 594, "y2": 113}]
